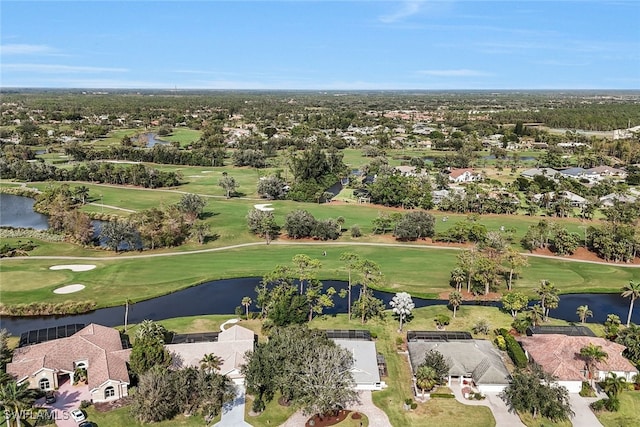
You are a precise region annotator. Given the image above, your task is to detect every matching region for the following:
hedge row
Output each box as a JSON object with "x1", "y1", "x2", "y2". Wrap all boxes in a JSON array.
[
  {"x1": 498, "y1": 328, "x2": 528, "y2": 368},
  {"x1": 430, "y1": 393, "x2": 455, "y2": 399},
  {"x1": 0, "y1": 300, "x2": 97, "y2": 316}
]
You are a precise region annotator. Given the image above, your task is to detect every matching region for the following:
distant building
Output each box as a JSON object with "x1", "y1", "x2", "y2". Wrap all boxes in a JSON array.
[{"x1": 447, "y1": 168, "x2": 482, "y2": 183}]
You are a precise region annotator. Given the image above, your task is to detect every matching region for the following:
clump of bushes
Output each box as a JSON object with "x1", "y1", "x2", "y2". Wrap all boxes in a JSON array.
[
  {"x1": 498, "y1": 328, "x2": 528, "y2": 368},
  {"x1": 579, "y1": 381, "x2": 596, "y2": 397},
  {"x1": 0, "y1": 300, "x2": 97, "y2": 316}
]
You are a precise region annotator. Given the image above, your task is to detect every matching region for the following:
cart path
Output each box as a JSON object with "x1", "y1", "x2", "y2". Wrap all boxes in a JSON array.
[{"x1": 3, "y1": 240, "x2": 640, "y2": 268}]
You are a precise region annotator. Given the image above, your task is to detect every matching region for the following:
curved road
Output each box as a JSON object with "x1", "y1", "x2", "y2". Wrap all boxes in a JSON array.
[{"x1": 2, "y1": 240, "x2": 640, "y2": 267}]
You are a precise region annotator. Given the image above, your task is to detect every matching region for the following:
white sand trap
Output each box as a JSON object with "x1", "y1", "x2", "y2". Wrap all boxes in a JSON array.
[
  {"x1": 50, "y1": 264, "x2": 96, "y2": 272},
  {"x1": 254, "y1": 203, "x2": 274, "y2": 212},
  {"x1": 187, "y1": 175, "x2": 205, "y2": 178},
  {"x1": 53, "y1": 284, "x2": 85, "y2": 294},
  {"x1": 201, "y1": 170, "x2": 213, "y2": 173}
]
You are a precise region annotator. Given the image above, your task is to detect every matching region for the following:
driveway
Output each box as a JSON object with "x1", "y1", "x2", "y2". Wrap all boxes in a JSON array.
[
  {"x1": 214, "y1": 384, "x2": 251, "y2": 427},
  {"x1": 37, "y1": 378, "x2": 91, "y2": 427},
  {"x1": 450, "y1": 383, "x2": 525, "y2": 427},
  {"x1": 280, "y1": 390, "x2": 392, "y2": 427},
  {"x1": 569, "y1": 393, "x2": 603, "y2": 427}
]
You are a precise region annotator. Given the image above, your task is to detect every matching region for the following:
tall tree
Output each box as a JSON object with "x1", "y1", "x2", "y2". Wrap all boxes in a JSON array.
[
  {"x1": 450, "y1": 267, "x2": 466, "y2": 292},
  {"x1": 0, "y1": 380, "x2": 37, "y2": 427},
  {"x1": 246, "y1": 209, "x2": 279, "y2": 244},
  {"x1": 291, "y1": 254, "x2": 321, "y2": 294},
  {"x1": 448, "y1": 291, "x2": 462, "y2": 318},
  {"x1": 504, "y1": 249, "x2": 529, "y2": 291},
  {"x1": 390, "y1": 292, "x2": 415, "y2": 331},
  {"x1": 500, "y1": 367, "x2": 573, "y2": 421},
  {"x1": 241, "y1": 296, "x2": 252, "y2": 320},
  {"x1": 577, "y1": 305, "x2": 594, "y2": 324},
  {"x1": 501, "y1": 292, "x2": 529, "y2": 318},
  {"x1": 340, "y1": 252, "x2": 362, "y2": 321},
  {"x1": 218, "y1": 171, "x2": 239, "y2": 199},
  {"x1": 621, "y1": 280, "x2": 640, "y2": 327},
  {"x1": 176, "y1": 193, "x2": 207, "y2": 222},
  {"x1": 355, "y1": 259, "x2": 384, "y2": 324},
  {"x1": 456, "y1": 249, "x2": 478, "y2": 293},
  {"x1": 535, "y1": 280, "x2": 558, "y2": 321},
  {"x1": 579, "y1": 343, "x2": 608, "y2": 387}
]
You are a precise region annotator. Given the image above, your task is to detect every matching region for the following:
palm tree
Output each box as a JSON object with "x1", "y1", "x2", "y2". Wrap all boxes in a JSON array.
[
  {"x1": 621, "y1": 280, "x2": 640, "y2": 327},
  {"x1": 0, "y1": 380, "x2": 37, "y2": 427},
  {"x1": 450, "y1": 268, "x2": 465, "y2": 292},
  {"x1": 241, "y1": 297, "x2": 252, "y2": 320},
  {"x1": 415, "y1": 365, "x2": 438, "y2": 399},
  {"x1": 74, "y1": 185, "x2": 90, "y2": 205},
  {"x1": 340, "y1": 252, "x2": 362, "y2": 321},
  {"x1": 577, "y1": 305, "x2": 594, "y2": 324},
  {"x1": 448, "y1": 291, "x2": 462, "y2": 318},
  {"x1": 200, "y1": 353, "x2": 223, "y2": 373},
  {"x1": 580, "y1": 343, "x2": 608, "y2": 387},
  {"x1": 535, "y1": 280, "x2": 558, "y2": 322},
  {"x1": 602, "y1": 372, "x2": 627, "y2": 398},
  {"x1": 527, "y1": 304, "x2": 544, "y2": 327}
]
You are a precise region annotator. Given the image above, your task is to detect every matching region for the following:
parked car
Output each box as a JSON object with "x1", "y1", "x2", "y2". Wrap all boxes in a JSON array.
[
  {"x1": 44, "y1": 391, "x2": 56, "y2": 404},
  {"x1": 70, "y1": 409, "x2": 85, "y2": 423},
  {"x1": 78, "y1": 422, "x2": 95, "y2": 427}
]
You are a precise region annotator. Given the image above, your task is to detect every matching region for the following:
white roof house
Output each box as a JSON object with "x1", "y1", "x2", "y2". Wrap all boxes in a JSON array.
[
  {"x1": 407, "y1": 339, "x2": 511, "y2": 393},
  {"x1": 332, "y1": 339, "x2": 386, "y2": 391},
  {"x1": 166, "y1": 325, "x2": 255, "y2": 385}
]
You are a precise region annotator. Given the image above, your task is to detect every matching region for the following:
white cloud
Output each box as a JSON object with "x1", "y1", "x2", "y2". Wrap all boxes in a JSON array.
[
  {"x1": 417, "y1": 69, "x2": 490, "y2": 77},
  {"x1": 0, "y1": 44, "x2": 55, "y2": 55},
  {"x1": 379, "y1": 0, "x2": 424, "y2": 24},
  {"x1": 2, "y1": 64, "x2": 128, "y2": 73}
]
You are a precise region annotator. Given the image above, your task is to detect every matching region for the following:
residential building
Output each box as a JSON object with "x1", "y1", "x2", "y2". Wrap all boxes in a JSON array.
[
  {"x1": 166, "y1": 325, "x2": 256, "y2": 385},
  {"x1": 7, "y1": 324, "x2": 130, "y2": 402},
  {"x1": 447, "y1": 168, "x2": 482, "y2": 183},
  {"x1": 333, "y1": 339, "x2": 386, "y2": 391},
  {"x1": 518, "y1": 334, "x2": 638, "y2": 393},
  {"x1": 407, "y1": 334, "x2": 511, "y2": 393},
  {"x1": 520, "y1": 167, "x2": 560, "y2": 180}
]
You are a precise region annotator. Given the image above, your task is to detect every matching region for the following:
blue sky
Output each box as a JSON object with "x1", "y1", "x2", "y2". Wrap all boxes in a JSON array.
[{"x1": 1, "y1": 1, "x2": 639, "y2": 89}]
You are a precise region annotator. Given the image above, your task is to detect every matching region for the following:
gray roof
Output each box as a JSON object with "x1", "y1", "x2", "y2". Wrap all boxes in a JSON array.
[
  {"x1": 333, "y1": 339, "x2": 381, "y2": 386},
  {"x1": 521, "y1": 167, "x2": 559, "y2": 178},
  {"x1": 407, "y1": 340, "x2": 510, "y2": 385}
]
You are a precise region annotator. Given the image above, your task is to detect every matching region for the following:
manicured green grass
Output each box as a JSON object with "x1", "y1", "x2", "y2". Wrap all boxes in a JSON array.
[
  {"x1": 3, "y1": 241, "x2": 640, "y2": 308},
  {"x1": 596, "y1": 391, "x2": 640, "y2": 427},
  {"x1": 245, "y1": 392, "x2": 298, "y2": 427},
  {"x1": 84, "y1": 405, "x2": 208, "y2": 426},
  {"x1": 159, "y1": 128, "x2": 201, "y2": 147},
  {"x1": 518, "y1": 413, "x2": 572, "y2": 427}
]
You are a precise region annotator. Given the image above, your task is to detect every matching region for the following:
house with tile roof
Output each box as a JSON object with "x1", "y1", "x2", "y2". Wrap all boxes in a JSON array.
[
  {"x1": 518, "y1": 334, "x2": 638, "y2": 393},
  {"x1": 166, "y1": 325, "x2": 256, "y2": 385},
  {"x1": 447, "y1": 168, "x2": 482, "y2": 183},
  {"x1": 407, "y1": 339, "x2": 511, "y2": 393},
  {"x1": 6, "y1": 324, "x2": 130, "y2": 402}
]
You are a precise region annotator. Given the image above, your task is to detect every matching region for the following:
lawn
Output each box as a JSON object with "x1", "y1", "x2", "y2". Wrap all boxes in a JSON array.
[
  {"x1": 596, "y1": 391, "x2": 640, "y2": 427},
  {"x1": 83, "y1": 405, "x2": 209, "y2": 426}
]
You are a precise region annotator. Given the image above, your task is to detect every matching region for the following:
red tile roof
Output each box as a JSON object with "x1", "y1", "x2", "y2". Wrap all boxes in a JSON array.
[
  {"x1": 518, "y1": 335, "x2": 637, "y2": 381},
  {"x1": 7, "y1": 324, "x2": 130, "y2": 390}
]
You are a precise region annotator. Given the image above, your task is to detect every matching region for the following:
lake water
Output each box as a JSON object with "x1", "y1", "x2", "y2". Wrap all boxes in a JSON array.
[
  {"x1": 0, "y1": 193, "x2": 49, "y2": 230},
  {"x1": 0, "y1": 274, "x2": 636, "y2": 336},
  {"x1": 145, "y1": 133, "x2": 169, "y2": 148}
]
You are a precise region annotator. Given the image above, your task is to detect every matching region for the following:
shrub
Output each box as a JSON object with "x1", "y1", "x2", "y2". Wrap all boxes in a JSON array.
[
  {"x1": 350, "y1": 225, "x2": 362, "y2": 238},
  {"x1": 604, "y1": 397, "x2": 620, "y2": 412},
  {"x1": 591, "y1": 399, "x2": 606, "y2": 411},
  {"x1": 500, "y1": 330, "x2": 528, "y2": 368},
  {"x1": 472, "y1": 319, "x2": 490, "y2": 335},
  {"x1": 404, "y1": 398, "x2": 413, "y2": 405},
  {"x1": 410, "y1": 402, "x2": 418, "y2": 410},
  {"x1": 579, "y1": 381, "x2": 596, "y2": 397},
  {"x1": 369, "y1": 331, "x2": 378, "y2": 339},
  {"x1": 430, "y1": 393, "x2": 455, "y2": 399},
  {"x1": 434, "y1": 314, "x2": 450, "y2": 327},
  {"x1": 80, "y1": 400, "x2": 92, "y2": 409},
  {"x1": 494, "y1": 335, "x2": 507, "y2": 351}
]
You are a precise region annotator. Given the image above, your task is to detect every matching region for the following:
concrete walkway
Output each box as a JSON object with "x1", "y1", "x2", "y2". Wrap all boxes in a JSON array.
[
  {"x1": 450, "y1": 383, "x2": 525, "y2": 427},
  {"x1": 214, "y1": 384, "x2": 251, "y2": 427},
  {"x1": 280, "y1": 390, "x2": 392, "y2": 427},
  {"x1": 569, "y1": 393, "x2": 604, "y2": 427}
]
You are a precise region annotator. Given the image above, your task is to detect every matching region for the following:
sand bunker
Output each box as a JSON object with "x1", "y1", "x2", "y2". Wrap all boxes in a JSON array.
[
  {"x1": 49, "y1": 264, "x2": 96, "y2": 272},
  {"x1": 254, "y1": 203, "x2": 274, "y2": 212},
  {"x1": 53, "y1": 284, "x2": 86, "y2": 294}
]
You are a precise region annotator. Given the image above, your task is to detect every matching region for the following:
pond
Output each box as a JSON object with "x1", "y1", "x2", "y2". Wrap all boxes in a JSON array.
[
  {"x1": 145, "y1": 133, "x2": 170, "y2": 148},
  {"x1": 0, "y1": 193, "x2": 49, "y2": 230},
  {"x1": 0, "y1": 275, "x2": 636, "y2": 336}
]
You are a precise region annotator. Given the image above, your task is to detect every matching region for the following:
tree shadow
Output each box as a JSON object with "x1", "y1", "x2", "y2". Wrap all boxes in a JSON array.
[
  {"x1": 203, "y1": 234, "x2": 220, "y2": 244},
  {"x1": 199, "y1": 211, "x2": 219, "y2": 219}
]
